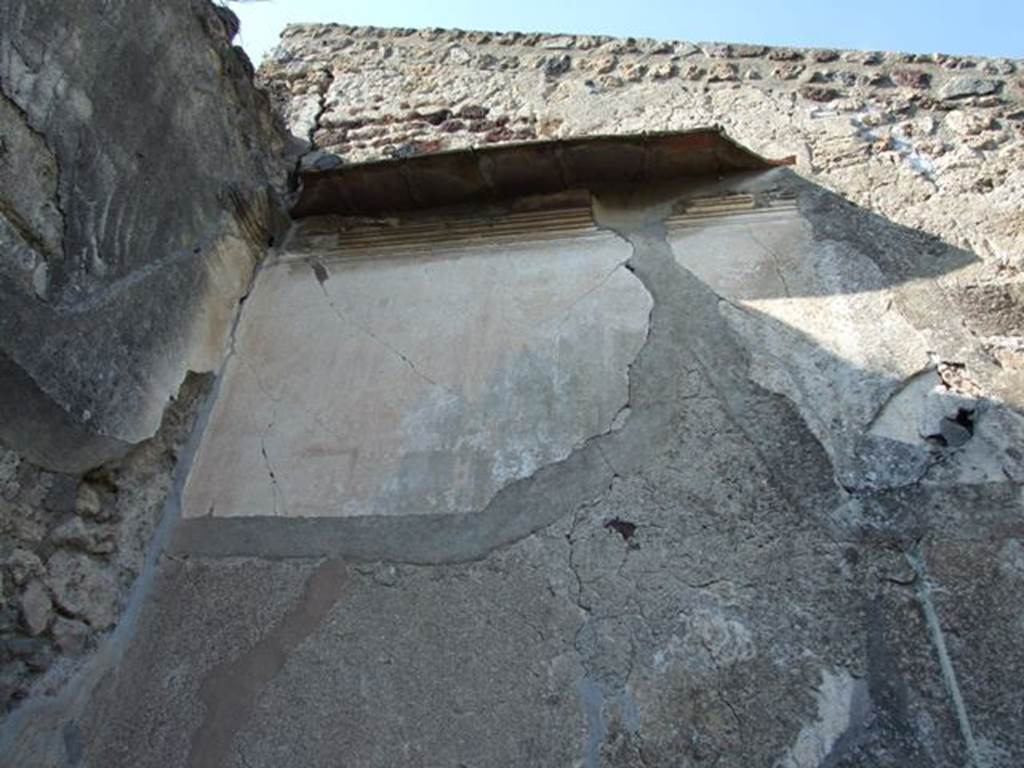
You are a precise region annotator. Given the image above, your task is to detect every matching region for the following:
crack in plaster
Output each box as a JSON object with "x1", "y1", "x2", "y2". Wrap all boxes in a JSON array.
[
  {"x1": 905, "y1": 546, "x2": 987, "y2": 768},
  {"x1": 553, "y1": 258, "x2": 632, "y2": 329},
  {"x1": 258, "y1": 417, "x2": 285, "y2": 516},
  {"x1": 315, "y1": 278, "x2": 459, "y2": 397},
  {"x1": 745, "y1": 225, "x2": 793, "y2": 298}
]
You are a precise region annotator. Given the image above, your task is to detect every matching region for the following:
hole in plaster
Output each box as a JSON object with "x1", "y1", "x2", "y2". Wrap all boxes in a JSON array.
[{"x1": 604, "y1": 517, "x2": 637, "y2": 542}]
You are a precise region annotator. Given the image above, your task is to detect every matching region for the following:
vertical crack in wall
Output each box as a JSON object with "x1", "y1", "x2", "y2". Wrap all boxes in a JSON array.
[
  {"x1": 291, "y1": 67, "x2": 335, "y2": 179},
  {"x1": 566, "y1": 504, "x2": 600, "y2": 768},
  {"x1": 258, "y1": 417, "x2": 285, "y2": 516},
  {"x1": 905, "y1": 547, "x2": 987, "y2": 768},
  {"x1": 745, "y1": 225, "x2": 793, "y2": 299}
]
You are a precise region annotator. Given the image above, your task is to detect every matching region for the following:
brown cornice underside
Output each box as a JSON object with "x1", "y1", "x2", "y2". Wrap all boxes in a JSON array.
[{"x1": 291, "y1": 128, "x2": 793, "y2": 218}]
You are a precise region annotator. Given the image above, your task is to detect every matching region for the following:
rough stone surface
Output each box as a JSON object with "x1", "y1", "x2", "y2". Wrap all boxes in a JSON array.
[
  {"x1": 0, "y1": 0, "x2": 288, "y2": 473},
  {"x1": 0, "y1": 373, "x2": 209, "y2": 716},
  {"x1": 44, "y1": 552, "x2": 118, "y2": 631},
  {"x1": 17, "y1": 582, "x2": 50, "y2": 638},
  {"x1": 2, "y1": 18, "x2": 1024, "y2": 768},
  {"x1": 0, "y1": 0, "x2": 286, "y2": 728},
  {"x1": 940, "y1": 76, "x2": 1001, "y2": 99}
]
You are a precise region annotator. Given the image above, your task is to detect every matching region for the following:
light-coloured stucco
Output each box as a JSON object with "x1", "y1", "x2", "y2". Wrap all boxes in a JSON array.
[{"x1": 182, "y1": 215, "x2": 651, "y2": 519}]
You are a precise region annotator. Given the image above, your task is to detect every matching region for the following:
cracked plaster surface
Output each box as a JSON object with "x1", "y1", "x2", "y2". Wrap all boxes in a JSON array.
[
  {"x1": 8, "y1": 21, "x2": 1024, "y2": 765},
  {"x1": 45, "y1": 172, "x2": 1024, "y2": 768},
  {"x1": 181, "y1": 219, "x2": 651, "y2": 520}
]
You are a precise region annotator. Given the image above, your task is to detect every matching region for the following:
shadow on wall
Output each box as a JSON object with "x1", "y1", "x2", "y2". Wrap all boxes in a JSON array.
[
  {"x1": 585, "y1": 163, "x2": 1024, "y2": 552},
  {"x1": 649, "y1": 167, "x2": 1024, "y2": 495}
]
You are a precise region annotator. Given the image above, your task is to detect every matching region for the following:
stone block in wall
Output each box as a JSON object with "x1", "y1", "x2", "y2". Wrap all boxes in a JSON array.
[{"x1": 0, "y1": 0, "x2": 289, "y2": 473}]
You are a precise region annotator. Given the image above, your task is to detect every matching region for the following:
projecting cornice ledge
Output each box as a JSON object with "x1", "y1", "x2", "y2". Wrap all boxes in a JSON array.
[{"x1": 291, "y1": 128, "x2": 794, "y2": 218}]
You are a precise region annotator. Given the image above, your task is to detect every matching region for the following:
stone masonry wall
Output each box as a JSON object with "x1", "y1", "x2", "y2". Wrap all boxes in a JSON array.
[
  {"x1": 263, "y1": 26, "x2": 1024, "y2": 377},
  {"x1": 0, "y1": 374, "x2": 209, "y2": 713},
  {"x1": 0, "y1": 2, "x2": 287, "y2": 718},
  {"x1": 1, "y1": 12, "x2": 1022, "y2": 756}
]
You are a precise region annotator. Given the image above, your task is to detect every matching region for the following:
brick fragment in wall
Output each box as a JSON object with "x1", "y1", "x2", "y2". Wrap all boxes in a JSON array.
[
  {"x1": 893, "y1": 68, "x2": 932, "y2": 89},
  {"x1": 800, "y1": 85, "x2": 841, "y2": 102}
]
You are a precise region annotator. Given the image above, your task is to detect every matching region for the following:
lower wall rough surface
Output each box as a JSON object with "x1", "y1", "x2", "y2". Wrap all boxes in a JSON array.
[
  {"x1": 0, "y1": 374, "x2": 210, "y2": 717},
  {"x1": 6, "y1": 171, "x2": 1021, "y2": 767}
]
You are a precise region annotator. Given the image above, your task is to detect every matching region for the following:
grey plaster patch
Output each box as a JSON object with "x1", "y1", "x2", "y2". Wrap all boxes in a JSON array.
[
  {"x1": 185, "y1": 559, "x2": 347, "y2": 768},
  {"x1": 57, "y1": 557, "x2": 324, "y2": 768},
  {"x1": 65, "y1": 540, "x2": 585, "y2": 768}
]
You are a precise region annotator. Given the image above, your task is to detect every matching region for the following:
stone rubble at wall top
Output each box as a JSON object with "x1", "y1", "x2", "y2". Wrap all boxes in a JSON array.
[{"x1": 260, "y1": 24, "x2": 1024, "y2": 283}]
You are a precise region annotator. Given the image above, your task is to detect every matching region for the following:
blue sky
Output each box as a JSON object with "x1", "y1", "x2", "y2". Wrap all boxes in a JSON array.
[{"x1": 225, "y1": 0, "x2": 1023, "y2": 64}]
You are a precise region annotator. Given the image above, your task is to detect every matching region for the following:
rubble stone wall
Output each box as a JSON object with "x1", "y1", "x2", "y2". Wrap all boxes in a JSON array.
[{"x1": 264, "y1": 25, "x2": 1024, "y2": 285}]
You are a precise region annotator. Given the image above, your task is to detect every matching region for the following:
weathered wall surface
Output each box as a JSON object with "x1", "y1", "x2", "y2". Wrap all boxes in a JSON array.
[
  {"x1": 0, "y1": 0, "x2": 288, "y2": 472},
  {"x1": 263, "y1": 26, "x2": 1023, "y2": 351},
  {"x1": 196, "y1": 26, "x2": 1024, "y2": 768},
  {"x1": 0, "y1": 1, "x2": 286, "y2": 721},
  {"x1": 53, "y1": 170, "x2": 1024, "y2": 768},
  {"x1": 3, "y1": 16, "x2": 1024, "y2": 768}
]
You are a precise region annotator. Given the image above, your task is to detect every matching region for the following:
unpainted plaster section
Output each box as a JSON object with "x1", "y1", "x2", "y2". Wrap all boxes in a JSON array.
[
  {"x1": 182, "y1": 222, "x2": 651, "y2": 520},
  {"x1": 175, "y1": 170, "x2": 1024, "y2": 566}
]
